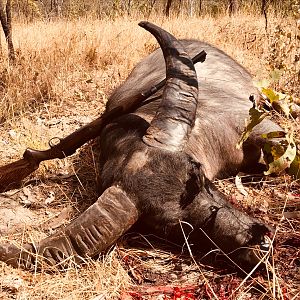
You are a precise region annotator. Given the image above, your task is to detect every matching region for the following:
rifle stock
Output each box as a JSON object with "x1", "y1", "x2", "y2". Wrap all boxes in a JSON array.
[
  {"x1": 0, "y1": 159, "x2": 37, "y2": 192},
  {"x1": 0, "y1": 106, "x2": 123, "y2": 192},
  {"x1": 0, "y1": 50, "x2": 206, "y2": 192}
]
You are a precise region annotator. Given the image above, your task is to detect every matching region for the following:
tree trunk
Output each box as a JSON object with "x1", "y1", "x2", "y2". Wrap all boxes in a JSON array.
[
  {"x1": 199, "y1": 0, "x2": 202, "y2": 15},
  {"x1": 261, "y1": 0, "x2": 268, "y2": 30},
  {"x1": 51, "y1": 0, "x2": 63, "y2": 17},
  {"x1": 229, "y1": 0, "x2": 239, "y2": 16},
  {"x1": 0, "y1": 0, "x2": 15, "y2": 64},
  {"x1": 261, "y1": 0, "x2": 267, "y2": 15},
  {"x1": 127, "y1": 0, "x2": 131, "y2": 16},
  {"x1": 165, "y1": 0, "x2": 173, "y2": 17}
]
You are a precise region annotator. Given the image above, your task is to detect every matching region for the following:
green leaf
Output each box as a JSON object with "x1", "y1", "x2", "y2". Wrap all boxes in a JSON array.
[
  {"x1": 261, "y1": 87, "x2": 279, "y2": 103},
  {"x1": 288, "y1": 154, "x2": 300, "y2": 179},
  {"x1": 236, "y1": 106, "x2": 268, "y2": 149},
  {"x1": 261, "y1": 131, "x2": 286, "y2": 139},
  {"x1": 261, "y1": 87, "x2": 291, "y2": 117},
  {"x1": 264, "y1": 133, "x2": 297, "y2": 175}
]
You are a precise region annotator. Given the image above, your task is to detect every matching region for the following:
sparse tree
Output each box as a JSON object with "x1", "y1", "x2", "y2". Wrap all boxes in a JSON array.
[
  {"x1": 199, "y1": 0, "x2": 202, "y2": 15},
  {"x1": 165, "y1": 0, "x2": 173, "y2": 17},
  {"x1": 261, "y1": 0, "x2": 267, "y2": 15},
  {"x1": 51, "y1": 0, "x2": 63, "y2": 17},
  {"x1": 127, "y1": 0, "x2": 132, "y2": 15},
  {"x1": 0, "y1": 0, "x2": 15, "y2": 64},
  {"x1": 261, "y1": 0, "x2": 268, "y2": 30},
  {"x1": 229, "y1": 0, "x2": 239, "y2": 16}
]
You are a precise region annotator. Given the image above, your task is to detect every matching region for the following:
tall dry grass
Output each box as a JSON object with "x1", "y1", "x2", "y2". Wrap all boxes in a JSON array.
[
  {"x1": 0, "y1": 13, "x2": 299, "y2": 300},
  {"x1": 0, "y1": 14, "x2": 295, "y2": 123}
]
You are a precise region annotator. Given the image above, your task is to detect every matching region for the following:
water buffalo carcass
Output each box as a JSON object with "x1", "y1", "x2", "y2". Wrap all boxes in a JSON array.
[{"x1": 0, "y1": 22, "x2": 281, "y2": 271}]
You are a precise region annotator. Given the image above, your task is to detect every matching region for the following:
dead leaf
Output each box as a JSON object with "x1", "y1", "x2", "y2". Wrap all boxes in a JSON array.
[
  {"x1": 19, "y1": 186, "x2": 36, "y2": 206},
  {"x1": 91, "y1": 294, "x2": 107, "y2": 300},
  {"x1": 40, "y1": 205, "x2": 74, "y2": 230},
  {"x1": 261, "y1": 87, "x2": 291, "y2": 117},
  {"x1": 45, "y1": 191, "x2": 55, "y2": 205},
  {"x1": 8, "y1": 129, "x2": 19, "y2": 140},
  {"x1": 235, "y1": 175, "x2": 248, "y2": 197},
  {"x1": 283, "y1": 211, "x2": 300, "y2": 219},
  {"x1": 1, "y1": 275, "x2": 24, "y2": 293},
  {"x1": 264, "y1": 133, "x2": 297, "y2": 176},
  {"x1": 272, "y1": 190, "x2": 299, "y2": 201}
]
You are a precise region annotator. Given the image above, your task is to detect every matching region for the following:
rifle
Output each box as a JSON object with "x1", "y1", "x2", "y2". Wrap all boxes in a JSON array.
[{"x1": 0, "y1": 50, "x2": 206, "y2": 192}]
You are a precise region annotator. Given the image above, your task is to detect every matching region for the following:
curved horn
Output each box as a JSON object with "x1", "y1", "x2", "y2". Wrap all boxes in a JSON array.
[
  {"x1": 0, "y1": 186, "x2": 138, "y2": 270},
  {"x1": 139, "y1": 21, "x2": 198, "y2": 152}
]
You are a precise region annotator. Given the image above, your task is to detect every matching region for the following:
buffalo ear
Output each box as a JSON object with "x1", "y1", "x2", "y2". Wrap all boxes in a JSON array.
[{"x1": 0, "y1": 186, "x2": 139, "y2": 270}]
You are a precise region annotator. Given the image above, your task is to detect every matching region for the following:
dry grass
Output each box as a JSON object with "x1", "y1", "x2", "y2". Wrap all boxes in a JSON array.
[
  {"x1": 0, "y1": 14, "x2": 296, "y2": 123},
  {"x1": 0, "y1": 12, "x2": 299, "y2": 299}
]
